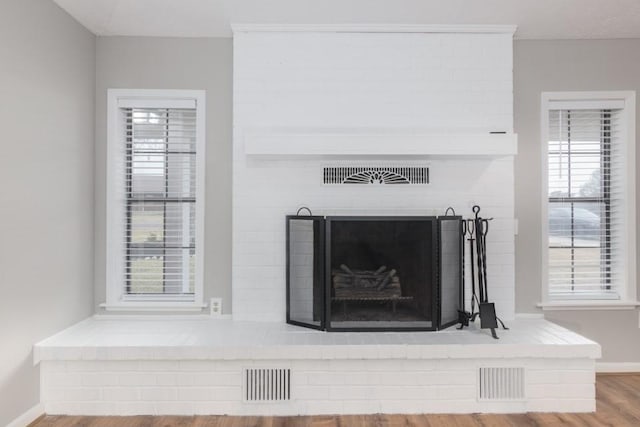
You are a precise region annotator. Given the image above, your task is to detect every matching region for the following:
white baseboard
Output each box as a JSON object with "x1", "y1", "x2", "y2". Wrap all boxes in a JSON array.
[
  {"x1": 597, "y1": 362, "x2": 640, "y2": 373},
  {"x1": 6, "y1": 403, "x2": 44, "y2": 427},
  {"x1": 514, "y1": 312, "x2": 544, "y2": 319}
]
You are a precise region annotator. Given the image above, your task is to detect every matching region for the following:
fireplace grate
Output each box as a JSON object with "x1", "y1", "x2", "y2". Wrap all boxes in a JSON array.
[
  {"x1": 244, "y1": 368, "x2": 291, "y2": 402},
  {"x1": 478, "y1": 367, "x2": 525, "y2": 401},
  {"x1": 323, "y1": 166, "x2": 429, "y2": 185}
]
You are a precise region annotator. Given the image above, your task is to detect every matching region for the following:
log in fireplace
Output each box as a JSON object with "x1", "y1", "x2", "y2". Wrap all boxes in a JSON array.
[{"x1": 286, "y1": 215, "x2": 462, "y2": 331}]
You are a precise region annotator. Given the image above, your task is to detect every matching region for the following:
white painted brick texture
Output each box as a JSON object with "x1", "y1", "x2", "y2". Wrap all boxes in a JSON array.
[{"x1": 41, "y1": 358, "x2": 596, "y2": 416}]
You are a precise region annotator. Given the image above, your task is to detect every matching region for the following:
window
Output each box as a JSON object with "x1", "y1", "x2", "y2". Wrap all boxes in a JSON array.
[
  {"x1": 541, "y1": 92, "x2": 636, "y2": 307},
  {"x1": 105, "y1": 90, "x2": 205, "y2": 309}
]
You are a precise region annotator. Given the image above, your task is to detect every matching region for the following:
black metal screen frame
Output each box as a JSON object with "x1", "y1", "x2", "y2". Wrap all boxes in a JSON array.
[
  {"x1": 285, "y1": 215, "x2": 326, "y2": 330},
  {"x1": 324, "y1": 216, "x2": 439, "y2": 332},
  {"x1": 437, "y1": 216, "x2": 464, "y2": 330},
  {"x1": 286, "y1": 215, "x2": 465, "y2": 332}
]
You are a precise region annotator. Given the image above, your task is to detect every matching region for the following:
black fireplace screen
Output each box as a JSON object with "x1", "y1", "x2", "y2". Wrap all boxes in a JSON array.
[{"x1": 286, "y1": 216, "x2": 462, "y2": 332}]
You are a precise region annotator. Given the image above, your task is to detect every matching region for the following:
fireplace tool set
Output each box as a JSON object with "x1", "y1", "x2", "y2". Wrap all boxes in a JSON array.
[{"x1": 457, "y1": 205, "x2": 508, "y2": 339}]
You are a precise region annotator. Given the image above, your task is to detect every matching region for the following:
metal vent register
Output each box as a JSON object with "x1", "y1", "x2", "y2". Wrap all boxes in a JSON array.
[
  {"x1": 244, "y1": 368, "x2": 291, "y2": 402},
  {"x1": 323, "y1": 166, "x2": 429, "y2": 185},
  {"x1": 478, "y1": 367, "x2": 525, "y2": 401}
]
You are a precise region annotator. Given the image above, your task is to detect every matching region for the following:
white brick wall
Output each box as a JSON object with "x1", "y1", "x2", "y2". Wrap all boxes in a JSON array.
[
  {"x1": 41, "y1": 358, "x2": 595, "y2": 416},
  {"x1": 232, "y1": 30, "x2": 515, "y2": 322}
]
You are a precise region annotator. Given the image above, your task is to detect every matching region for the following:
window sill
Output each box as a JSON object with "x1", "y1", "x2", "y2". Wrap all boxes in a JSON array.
[
  {"x1": 537, "y1": 300, "x2": 640, "y2": 311},
  {"x1": 99, "y1": 302, "x2": 208, "y2": 312}
]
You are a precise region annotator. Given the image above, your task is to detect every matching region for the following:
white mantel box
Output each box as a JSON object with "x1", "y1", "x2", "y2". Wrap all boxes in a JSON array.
[
  {"x1": 232, "y1": 25, "x2": 517, "y2": 322},
  {"x1": 243, "y1": 130, "x2": 518, "y2": 157}
]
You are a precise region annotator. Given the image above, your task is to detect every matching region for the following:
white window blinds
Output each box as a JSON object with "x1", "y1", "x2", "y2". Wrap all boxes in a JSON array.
[
  {"x1": 547, "y1": 107, "x2": 625, "y2": 299},
  {"x1": 123, "y1": 107, "x2": 197, "y2": 298}
]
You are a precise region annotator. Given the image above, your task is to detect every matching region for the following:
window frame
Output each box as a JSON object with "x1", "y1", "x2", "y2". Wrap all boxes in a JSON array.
[
  {"x1": 540, "y1": 91, "x2": 637, "y2": 310},
  {"x1": 104, "y1": 89, "x2": 206, "y2": 311}
]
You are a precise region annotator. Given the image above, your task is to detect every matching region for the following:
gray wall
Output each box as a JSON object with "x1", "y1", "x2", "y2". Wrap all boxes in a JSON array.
[
  {"x1": 0, "y1": 1, "x2": 95, "y2": 424},
  {"x1": 94, "y1": 37, "x2": 233, "y2": 313},
  {"x1": 514, "y1": 39, "x2": 640, "y2": 362}
]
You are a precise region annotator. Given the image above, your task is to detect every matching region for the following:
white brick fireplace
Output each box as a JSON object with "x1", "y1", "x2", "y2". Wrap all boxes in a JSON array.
[
  {"x1": 35, "y1": 25, "x2": 601, "y2": 417},
  {"x1": 232, "y1": 25, "x2": 517, "y2": 322}
]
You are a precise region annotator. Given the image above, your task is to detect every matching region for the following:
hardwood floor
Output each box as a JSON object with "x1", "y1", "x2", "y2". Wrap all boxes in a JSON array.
[{"x1": 30, "y1": 374, "x2": 640, "y2": 427}]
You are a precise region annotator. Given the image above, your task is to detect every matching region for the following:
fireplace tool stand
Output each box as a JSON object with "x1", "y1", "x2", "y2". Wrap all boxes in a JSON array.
[{"x1": 457, "y1": 205, "x2": 508, "y2": 339}]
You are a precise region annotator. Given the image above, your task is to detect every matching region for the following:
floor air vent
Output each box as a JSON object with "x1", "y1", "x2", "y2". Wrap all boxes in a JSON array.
[
  {"x1": 244, "y1": 368, "x2": 291, "y2": 402},
  {"x1": 323, "y1": 166, "x2": 429, "y2": 185},
  {"x1": 478, "y1": 367, "x2": 525, "y2": 401}
]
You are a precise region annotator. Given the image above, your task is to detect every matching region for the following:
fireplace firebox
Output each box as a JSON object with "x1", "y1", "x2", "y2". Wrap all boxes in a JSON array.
[{"x1": 286, "y1": 215, "x2": 462, "y2": 331}]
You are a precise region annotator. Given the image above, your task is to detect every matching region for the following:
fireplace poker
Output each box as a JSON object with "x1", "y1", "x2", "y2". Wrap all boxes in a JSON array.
[
  {"x1": 467, "y1": 219, "x2": 478, "y2": 316},
  {"x1": 457, "y1": 219, "x2": 471, "y2": 329},
  {"x1": 461, "y1": 218, "x2": 466, "y2": 310},
  {"x1": 478, "y1": 217, "x2": 490, "y2": 303}
]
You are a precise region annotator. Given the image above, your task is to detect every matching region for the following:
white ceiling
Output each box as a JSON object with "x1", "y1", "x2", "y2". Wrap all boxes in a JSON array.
[{"x1": 52, "y1": 0, "x2": 640, "y2": 40}]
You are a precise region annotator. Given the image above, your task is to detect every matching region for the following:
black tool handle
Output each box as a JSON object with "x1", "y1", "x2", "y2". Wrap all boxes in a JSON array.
[
  {"x1": 467, "y1": 222, "x2": 477, "y2": 314},
  {"x1": 480, "y1": 220, "x2": 490, "y2": 301},
  {"x1": 460, "y1": 220, "x2": 467, "y2": 310},
  {"x1": 475, "y1": 218, "x2": 485, "y2": 302}
]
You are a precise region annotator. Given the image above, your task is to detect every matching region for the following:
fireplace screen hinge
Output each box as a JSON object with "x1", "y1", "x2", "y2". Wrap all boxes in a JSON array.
[{"x1": 323, "y1": 166, "x2": 429, "y2": 185}]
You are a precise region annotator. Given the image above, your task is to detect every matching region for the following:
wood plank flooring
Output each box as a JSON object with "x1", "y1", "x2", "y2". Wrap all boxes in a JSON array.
[{"x1": 30, "y1": 374, "x2": 640, "y2": 427}]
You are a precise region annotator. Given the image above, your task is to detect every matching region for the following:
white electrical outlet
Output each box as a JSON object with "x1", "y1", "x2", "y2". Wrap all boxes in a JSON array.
[{"x1": 210, "y1": 298, "x2": 223, "y2": 317}]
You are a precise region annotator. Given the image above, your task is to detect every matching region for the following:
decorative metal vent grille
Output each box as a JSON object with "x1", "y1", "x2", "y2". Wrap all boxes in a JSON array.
[
  {"x1": 478, "y1": 367, "x2": 525, "y2": 401},
  {"x1": 323, "y1": 166, "x2": 429, "y2": 185},
  {"x1": 244, "y1": 368, "x2": 291, "y2": 402}
]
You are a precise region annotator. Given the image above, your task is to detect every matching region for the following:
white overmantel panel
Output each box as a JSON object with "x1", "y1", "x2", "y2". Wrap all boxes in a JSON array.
[{"x1": 234, "y1": 29, "x2": 513, "y2": 131}]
